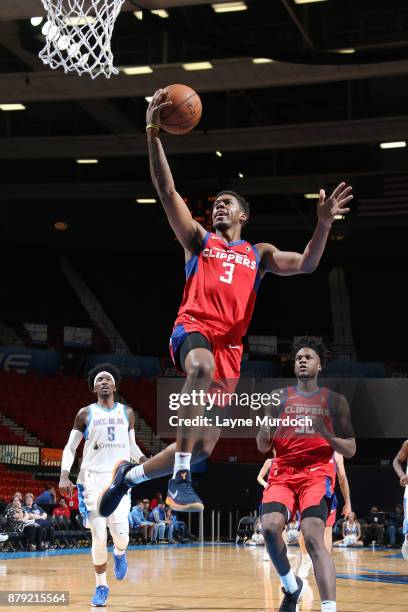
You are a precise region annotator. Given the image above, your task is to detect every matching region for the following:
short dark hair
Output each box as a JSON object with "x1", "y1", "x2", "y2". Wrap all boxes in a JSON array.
[
  {"x1": 289, "y1": 336, "x2": 327, "y2": 367},
  {"x1": 215, "y1": 190, "x2": 250, "y2": 224},
  {"x1": 87, "y1": 363, "x2": 121, "y2": 392}
]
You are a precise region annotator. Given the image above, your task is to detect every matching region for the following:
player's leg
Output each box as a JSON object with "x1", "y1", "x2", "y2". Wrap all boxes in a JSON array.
[
  {"x1": 301, "y1": 503, "x2": 336, "y2": 610},
  {"x1": 88, "y1": 515, "x2": 110, "y2": 606},
  {"x1": 402, "y1": 498, "x2": 408, "y2": 560},
  {"x1": 108, "y1": 483, "x2": 130, "y2": 580},
  {"x1": 99, "y1": 423, "x2": 222, "y2": 517},
  {"x1": 261, "y1": 476, "x2": 304, "y2": 611},
  {"x1": 262, "y1": 504, "x2": 304, "y2": 611},
  {"x1": 298, "y1": 531, "x2": 313, "y2": 578}
]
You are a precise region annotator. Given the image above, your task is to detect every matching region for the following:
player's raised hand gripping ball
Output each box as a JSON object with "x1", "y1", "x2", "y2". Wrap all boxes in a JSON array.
[{"x1": 146, "y1": 85, "x2": 202, "y2": 135}]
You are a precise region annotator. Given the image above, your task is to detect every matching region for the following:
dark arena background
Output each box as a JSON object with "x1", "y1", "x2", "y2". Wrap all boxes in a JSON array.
[{"x1": 0, "y1": 1, "x2": 407, "y2": 610}]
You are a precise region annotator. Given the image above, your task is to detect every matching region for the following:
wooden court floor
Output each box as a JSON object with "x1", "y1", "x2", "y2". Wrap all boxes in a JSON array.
[{"x1": 0, "y1": 543, "x2": 407, "y2": 611}]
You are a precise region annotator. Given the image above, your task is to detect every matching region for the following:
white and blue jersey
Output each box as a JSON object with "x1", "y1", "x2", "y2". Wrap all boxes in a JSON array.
[
  {"x1": 80, "y1": 402, "x2": 130, "y2": 473},
  {"x1": 77, "y1": 402, "x2": 131, "y2": 525}
]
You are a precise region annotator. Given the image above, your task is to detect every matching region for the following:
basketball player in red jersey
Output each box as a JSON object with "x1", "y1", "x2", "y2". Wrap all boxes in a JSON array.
[
  {"x1": 257, "y1": 337, "x2": 355, "y2": 611},
  {"x1": 98, "y1": 90, "x2": 353, "y2": 520}
]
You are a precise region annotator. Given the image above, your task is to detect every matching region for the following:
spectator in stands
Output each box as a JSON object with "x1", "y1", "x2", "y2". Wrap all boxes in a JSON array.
[
  {"x1": 34, "y1": 486, "x2": 56, "y2": 507},
  {"x1": 333, "y1": 512, "x2": 364, "y2": 547},
  {"x1": 62, "y1": 486, "x2": 79, "y2": 520},
  {"x1": 142, "y1": 499, "x2": 151, "y2": 519},
  {"x1": 150, "y1": 503, "x2": 175, "y2": 544},
  {"x1": 150, "y1": 492, "x2": 163, "y2": 511},
  {"x1": 5, "y1": 497, "x2": 44, "y2": 551},
  {"x1": 23, "y1": 493, "x2": 55, "y2": 550},
  {"x1": 166, "y1": 507, "x2": 189, "y2": 542},
  {"x1": 52, "y1": 499, "x2": 71, "y2": 519},
  {"x1": 4, "y1": 491, "x2": 23, "y2": 514},
  {"x1": 365, "y1": 506, "x2": 385, "y2": 545},
  {"x1": 129, "y1": 500, "x2": 156, "y2": 544},
  {"x1": 386, "y1": 504, "x2": 404, "y2": 547},
  {"x1": 286, "y1": 518, "x2": 300, "y2": 546},
  {"x1": 246, "y1": 518, "x2": 265, "y2": 546}
]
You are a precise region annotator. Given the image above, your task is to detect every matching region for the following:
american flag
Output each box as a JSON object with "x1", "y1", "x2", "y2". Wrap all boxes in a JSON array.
[{"x1": 358, "y1": 175, "x2": 408, "y2": 217}]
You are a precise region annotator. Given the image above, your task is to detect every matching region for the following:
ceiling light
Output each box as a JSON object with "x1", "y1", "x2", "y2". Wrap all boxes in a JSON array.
[
  {"x1": 30, "y1": 17, "x2": 43, "y2": 27},
  {"x1": 304, "y1": 193, "x2": 319, "y2": 199},
  {"x1": 379, "y1": 141, "x2": 407, "y2": 149},
  {"x1": 294, "y1": 0, "x2": 327, "y2": 4},
  {"x1": 182, "y1": 61, "x2": 213, "y2": 71},
  {"x1": 136, "y1": 198, "x2": 157, "y2": 204},
  {"x1": 145, "y1": 96, "x2": 153, "y2": 103},
  {"x1": 336, "y1": 48, "x2": 356, "y2": 54},
  {"x1": 133, "y1": 11, "x2": 143, "y2": 20},
  {"x1": 64, "y1": 16, "x2": 96, "y2": 26},
  {"x1": 252, "y1": 58, "x2": 274, "y2": 64},
  {"x1": 212, "y1": 2, "x2": 248, "y2": 12},
  {"x1": 54, "y1": 222, "x2": 68, "y2": 231},
  {"x1": 76, "y1": 159, "x2": 99, "y2": 164},
  {"x1": 121, "y1": 66, "x2": 153, "y2": 75},
  {"x1": 238, "y1": 172, "x2": 244, "y2": 178},
  {"x1": 0, "y1": 103, "x2": 26, "y2": 111},
  {"x1": 151, "y1": 9, "x2": 169, "y2": 18},
  {"x1": 216, "y1": 150, "x2": 223, "y2": 157}
]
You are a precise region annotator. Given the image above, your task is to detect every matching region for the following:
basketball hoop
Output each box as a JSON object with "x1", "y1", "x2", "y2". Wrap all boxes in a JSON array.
[{"x1": 39, "y1": 0, "x2": 126, "y2": 79}]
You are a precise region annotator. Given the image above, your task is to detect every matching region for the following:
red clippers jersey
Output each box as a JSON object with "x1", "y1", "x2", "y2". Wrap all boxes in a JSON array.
[
  {"x1": 273, "y1": 386, "x2": 335, "y2": 468},
  {"x1": 175, "y1": 232, "x2": 261, "y2": 339}
]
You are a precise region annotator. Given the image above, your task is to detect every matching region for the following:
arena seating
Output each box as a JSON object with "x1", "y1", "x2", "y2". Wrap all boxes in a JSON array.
[
  {"x1": 0, "y1": 464, "x2": 57, "y2": 503},
  {"x1": 0, "y1": 371, "x2": 92, "y2": 449}
]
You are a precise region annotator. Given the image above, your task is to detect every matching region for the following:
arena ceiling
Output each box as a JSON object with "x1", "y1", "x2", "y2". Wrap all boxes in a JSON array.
[{"x1": 1, "y1": 0, "x2": 408, "y2": 250}]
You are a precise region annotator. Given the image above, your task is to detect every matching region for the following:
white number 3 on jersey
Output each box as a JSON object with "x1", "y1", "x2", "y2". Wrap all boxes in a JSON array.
[{"x1": 220, "y1": 262, "x2": 235, "y2": 284}]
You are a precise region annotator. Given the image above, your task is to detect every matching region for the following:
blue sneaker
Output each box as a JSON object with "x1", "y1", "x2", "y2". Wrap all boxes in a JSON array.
[
  {"x1": 166, "y1": 470, "x2": 204, "y2": 512},
  {"x1": 98, "y1": 460, "x2": 133, "y2": 517},
  {"x1": 113, "y1": 551, "x2": 128, "y2": 580},
  {"x1": 91, "y1": 585, "x2": 109, "y2": 607}
]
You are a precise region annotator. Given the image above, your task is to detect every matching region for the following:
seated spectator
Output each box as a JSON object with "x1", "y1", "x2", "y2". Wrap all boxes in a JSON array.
[
  {"x1": 386, "y1": 504, "x2": 404, "y2": 547},
  {"x1": 286, "y1": 518, "x2": 300, "y2": 546},
  {"x1": 52, "y1": 499, "x2": 71, "y2": 519},
  {"x1": 62, "y1": 486, "x2": 79, "y2": 520},
  {"x1": 4, "y1": 491, "x2": 23, "y2": 514},
  {"x1": 129, "y1": 500, "x2": 155, "y2": 544},
  {"x1": 5, "y1": 497, "x2": 44, "y2": 551},
  {"x1": 23, "y1": 493, "x2": 55, "y2": 550},
  {"x1": 166, "y1": 508, "x2": 189, "y2": 542},
  {"x1": 34, "y1": 486, "x2": 56, "y2": 507},
  {"x1": 150, "y1": 502, "x2": 175, "y2": 544},
  {"x1": 365, "y1": 506, "x2": 385, "y2": 545},
  {"x1": 246, "y1": 518, "x2": 265, "y2": 546},
  {"x1": 142, "y1": 499, "x2": 151, "y2": 518},
  {"x1": 333, "y1": 512, "x2": 364, "y2": 547},
  {"x1": 150, "y1": 492, "x2": 163, "y2": 511}
]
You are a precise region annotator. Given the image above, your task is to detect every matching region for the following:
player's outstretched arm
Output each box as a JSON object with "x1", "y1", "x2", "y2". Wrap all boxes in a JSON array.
[
  {"x1": 257, "y1": 182, "x2": 353, "y2": 276},
  {"x1": 393, "y1": 440, "x2": 408, "y2": 486},
  {"x1": 59, "y1": 407, "x2": 87, "y2": 497},
  {"x1": 126, "y1": 407, "x2": 148, "y2": 464},
  {"x1": 146, "y1": 89, "x2": 206, "y2": 253}
]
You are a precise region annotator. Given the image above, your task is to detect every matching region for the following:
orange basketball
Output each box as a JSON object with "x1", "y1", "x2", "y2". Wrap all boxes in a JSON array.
[{"x1": 160, "y1": 84, "x2": 202, "y2": 135}]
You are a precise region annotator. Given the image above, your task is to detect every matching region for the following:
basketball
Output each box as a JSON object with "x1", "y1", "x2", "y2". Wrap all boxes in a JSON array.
[{"x1": 160, "y1": 84, "x2": 202, "y2": 135}]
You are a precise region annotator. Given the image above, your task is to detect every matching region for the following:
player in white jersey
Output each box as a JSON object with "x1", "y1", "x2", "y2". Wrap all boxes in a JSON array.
[
  {"x1": 59, "y1": 364, "x2": 146, "y2": 607},
  {"x1": 392, "y1": 440, "x2": 408, "y2": 561}
]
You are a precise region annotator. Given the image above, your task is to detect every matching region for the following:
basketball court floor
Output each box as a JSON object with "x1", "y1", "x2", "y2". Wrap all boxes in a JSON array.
[{"x1": 1, "y1": 543, "x2": 406, "y2": 611}]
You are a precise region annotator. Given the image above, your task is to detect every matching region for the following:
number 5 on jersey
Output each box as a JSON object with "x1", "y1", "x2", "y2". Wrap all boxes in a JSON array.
[
  {"x1": 220, "y1": 262, "x2": 235, "y2": 284},
  {"x1": 107, "y1": 426, "x2": 115, "y2": 441}
]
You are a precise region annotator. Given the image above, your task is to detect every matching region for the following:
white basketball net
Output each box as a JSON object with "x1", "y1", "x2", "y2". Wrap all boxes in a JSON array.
[{"x1": 39, "y1": 0, "x2": 126, "y2": 79}]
